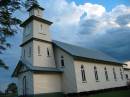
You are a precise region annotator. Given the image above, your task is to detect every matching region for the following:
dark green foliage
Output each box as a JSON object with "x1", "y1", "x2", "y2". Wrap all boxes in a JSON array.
[
  {"x1": 0, "y1": 59, "x2": 8, "y2": 69},
  {"x1": 5, "y1": 83, "x2": 18, "y2": 94},
  {"x1": 0, "y1": 0, "x2": 22, "y2": 54},
  {"x1": 24, "y1": 0, "x2": 39, "y2": 9},
  {"x1": 0, "y1": 0, "x2": 39, "y2": 68}
]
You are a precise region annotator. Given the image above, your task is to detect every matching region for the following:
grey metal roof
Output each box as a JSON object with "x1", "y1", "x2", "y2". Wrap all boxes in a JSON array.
[
  {"x1": 12, "y1": 60, "x2": 63, "y2": 77},
  {"x1": 53, "y1": 40, "x2": 123, "y2": 65}
]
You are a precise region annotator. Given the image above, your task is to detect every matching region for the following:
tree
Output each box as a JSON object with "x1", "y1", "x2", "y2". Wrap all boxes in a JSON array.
[
  {"x1": 24, "y1": 0, "x2": 39, "y2": 9},
  {"x1": 0, "y1": 0, "x2": 39, "y2": 68},
  {"x1": 6, "y1": 83, "x2": 17, "y2": 94},
  {"x1": 0, "y1": 0, "x2": 22, "y2": 68},
  {"x1": 0, "y1": 59, "x2": 8, "y2": 69}
]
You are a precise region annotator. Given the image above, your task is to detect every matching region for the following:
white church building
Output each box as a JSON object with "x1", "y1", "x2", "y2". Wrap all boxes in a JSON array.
[{"x1": 12, "y1": 3, "x2": 130, "y2": 97}]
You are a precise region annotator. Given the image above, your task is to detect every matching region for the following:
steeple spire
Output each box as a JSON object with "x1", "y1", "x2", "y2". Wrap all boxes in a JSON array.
[{"x1": 26, "y1": 0, "x2": 44, "y2": 18}]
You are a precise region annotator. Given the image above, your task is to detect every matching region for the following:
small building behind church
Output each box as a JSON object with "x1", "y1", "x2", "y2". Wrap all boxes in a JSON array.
[{"x1": 12, "y1": 3, "x2": 129, "y2": 97}]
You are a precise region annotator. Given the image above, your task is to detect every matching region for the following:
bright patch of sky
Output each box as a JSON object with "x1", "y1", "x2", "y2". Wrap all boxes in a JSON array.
[{"x1": 67, "y1": 0, "x2": 130, "y2": 11}]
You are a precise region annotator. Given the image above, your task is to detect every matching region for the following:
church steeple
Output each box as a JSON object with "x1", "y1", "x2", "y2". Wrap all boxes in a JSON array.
[{"x1": 27, "y1": 2, "x2": 44, "y2": 18}]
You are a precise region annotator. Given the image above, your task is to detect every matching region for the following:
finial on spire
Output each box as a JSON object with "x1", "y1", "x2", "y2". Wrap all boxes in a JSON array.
[{"x1": 25, "y1": 0, "x2": 40, "y2": 9}]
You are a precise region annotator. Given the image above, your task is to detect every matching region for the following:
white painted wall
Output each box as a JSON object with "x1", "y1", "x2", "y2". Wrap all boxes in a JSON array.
[
  {"x1": 21, "y1": 41, "x2": 33, "y2": 65},
  {"x1": 124, "y1": 69, "x2": 130, "y2": 80},
  {"x1": 33, "y1": 20, "x2": 51, "y2": 42},
  {"x1": 54, "y1": 46, "x2": 77, "y2": 94},
  {"x1": 22, "y1": 21, "x2": 33, "y2": 43},
  {"x1": 18, "y1": 69, "x2": 34, "y2": 96},
  {"x1": 33, "y1": 73, "x2": 62, "y2": 94},
  {"x1": 33, "y1": 41, "x2": 56, "y2": 67},
  {"x1": 29, "y1": 8, "x2": 43, "y2": 18},
  {"x1": 74, "y1": 60, "x2": 126, "y2": 92}
]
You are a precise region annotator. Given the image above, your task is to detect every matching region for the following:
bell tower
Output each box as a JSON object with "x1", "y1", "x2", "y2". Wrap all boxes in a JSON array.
[
  {"x1": 28, "y1": 3, "x2": 44, "y2": 18},
  {"x1": 20, "y1": 3, "x2": 56, "y2": 68}
]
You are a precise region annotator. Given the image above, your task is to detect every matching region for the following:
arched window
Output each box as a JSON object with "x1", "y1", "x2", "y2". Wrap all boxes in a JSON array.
[
  {"x1": 81, "y1": 65, "x2": 86, "y2": 82},
  {"x1": 23, "y1": 76, "x2": 27, "y2": 95},
  {"x1": 23, "y1": 49, "x2": 25, "y2": 58},
  {"x1": 120, "y1": 68, "x2": 123, "y2": 80},
  {"x1": 61, "y1": 56, "x2": 64, "y2": 67},
  {"x1": 38, "y1": 45, "x2": 41, "y2": 56},
  {"x1": 28, "y1": 47, "x2": 31, "y2": 57},
  {"x1": 125, "y1": 74, "x2": 129, "y2": 80},
  {"x1": 47, "y1": 48, "x2": 50, "y2": 56},
  {"x1": 104, "y1": 67, "x2": 109, "y2": 81},
  {"x1": 94, "y1": 66, "x2": 99, "y2": 81},
  {"x1": 113, "y1": 68, "x2": 117, "y2": 81}
]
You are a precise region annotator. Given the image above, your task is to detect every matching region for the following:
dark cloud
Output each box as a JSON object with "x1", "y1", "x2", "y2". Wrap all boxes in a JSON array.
[
  {"x1": 92, "y1": 27, "x2": 130, "y2": 61},
  {"x1": 78, "y1": 18, "x2": 130, "y2": 62},
  {"x1": 116, "y1": 14, "x2": 130, "y2": 26},
  {"x1": 79, "y1": 19, "x2": 99, "y2": 35}
]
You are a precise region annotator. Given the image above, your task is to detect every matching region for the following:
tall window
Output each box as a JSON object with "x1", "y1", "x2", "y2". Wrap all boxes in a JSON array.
[
  {"x1": 38, "y1": 46, "x2": 41, "y2": 56},
  {"x1": 41, "y1": 24, "x2": 42, "y2": 32},
  {"x1": 94, "y1": 66, "x2": 99, "y2": 81},
  {"x1": 23, "y1": 49, "x2": 25, "y2": 58},
  {"x1": 120, "y1": 68, "x2": 123, "y2": 80},
  {"x1": 113, "y1": 68, "x2": 117, "y2": 81},
  {"x1": 61, "y1": 56, "x2": 64, "y2": 67},
  {"x1": 126, "y1": 74, "x2": 129, "y2": 80},
  {"x1": 104, "y1": 67, "x2": 109, "y2": 81},
  {"x1": 28, "y1": 47, "x2": 31, "y2": 57},
  {"x1": 47, "y1": 48, "x2": 50, "y2": 56},
  {"x1": 23, "y1": 76, "x2": 26, "y2": 95},
  {"x1": 81, "y1": 65, "x2": 86, "y2": 82}
]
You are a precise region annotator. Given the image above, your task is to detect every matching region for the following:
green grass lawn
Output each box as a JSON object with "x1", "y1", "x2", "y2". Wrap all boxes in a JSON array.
[
  {"x1": 0, "y1": 89, "x2": 130, "y2": 97},
  {"x1": 88, "y1": 89, "x2": 130, "y2": 97},
  {"x1": 0, "y1": 93, "x2": 17, "y2": 97}
]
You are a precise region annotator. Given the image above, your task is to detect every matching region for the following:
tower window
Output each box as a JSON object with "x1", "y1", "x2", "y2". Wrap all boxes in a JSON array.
[
  {"x1": 126, "y1": 74, "x2": 129, "y2": 80},
  {"x1": 104, "y1": 67, "x2": 109, "y2": 81},
  {"x1": 61, "y1": 56, "x2": 64, "y2": 67},
  {"x1": 94, "y1": 66, "x2": 99, "y2": 81},
  {"x1": 81, "y1": 65, "x2": 86, "y2": 82},
  {"x1": 38, "y1": 46, "x2": 41, "y2": 56},
  {"x1": 120, "y1": 68, "x2": 123, "y2": 80},
  {"x1": 113, "y1": 68, "x2": 117, "y2": 81},
  {"x1": 23, "y1": 49, "x2": 25, "y2": 58},
  {"x1": 41, "y1": 24, "x2": 42, "y2": 31},
  {"x1": 47, "y1": 48, "x2": 50, "y2": 56},
  {"x1": 28, "y1": 47, "x2": 31, "y2": 57}
]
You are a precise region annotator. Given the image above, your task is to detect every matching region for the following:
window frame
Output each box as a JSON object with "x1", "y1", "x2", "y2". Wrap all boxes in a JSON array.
[
  {"x1": 81, "y1": 65, "x2": 87, "y2": 83},
  {"x1": 113, "y1": 67, "x2": 117, "y2": 81},
  {"x1": 38, "y1": 45, "x2": 41, "y2": 56},
  {"x1": 61, "y1": 56, "x2": 64, "y2": 67},
  {"x1": 94, "y1": 66, "x2": 99, "y2": 82},
  {"x1": 104, "y1": 67, "x2": 109, "y2": 81}
]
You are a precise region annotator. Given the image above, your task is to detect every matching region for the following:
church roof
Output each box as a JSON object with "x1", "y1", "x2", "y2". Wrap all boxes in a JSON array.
[
  {"x1": 53, "y1": 40, "x2": 124, "y2": 65},
  {"x1": 27, "y1": 3, "x2": 44, "y2": 11},
  {"x1": 12, "y1": 60, "x2": 63, "y2": 77},
  {"x1": 20, "y1": 15, "x2": 52, "y2": 27}
]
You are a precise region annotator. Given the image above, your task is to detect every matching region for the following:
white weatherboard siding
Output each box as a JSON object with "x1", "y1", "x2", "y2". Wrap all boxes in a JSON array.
[
  {"x1": 18, "y1": 71, "x2": 34, "y2": 96},
  {"x1": 54, "y1": 47, "x2": 77, "y2": 94},
  {"x1": 22, "y1": 21, "x2": 33, "y2": 43},
  {"x1": 29, "y1": 8, "x2": 43, "y2": 18},
  {"x1": 21, "y1": 41, "x2": 33, "y2": 65},
  {"x1": 33, "y1": 73, "x2": 62, "y2": 94},
  {"x1": 33, "y1": 20, "x2": 51, "y2": 42},
  {"x1": 33, "y1": 41, "x2": 56, "y2": 67},
  {"x1": 74, "y1": 60, "x2": 126, "y2": 92},
  {"x1": 124, "y1": 69, "x2": 130, "y2": 80}
]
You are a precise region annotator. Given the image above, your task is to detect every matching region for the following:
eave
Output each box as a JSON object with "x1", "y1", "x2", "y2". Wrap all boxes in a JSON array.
[{"x1": 20, "y1": 15, "x2": 53, "y2": 27}]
